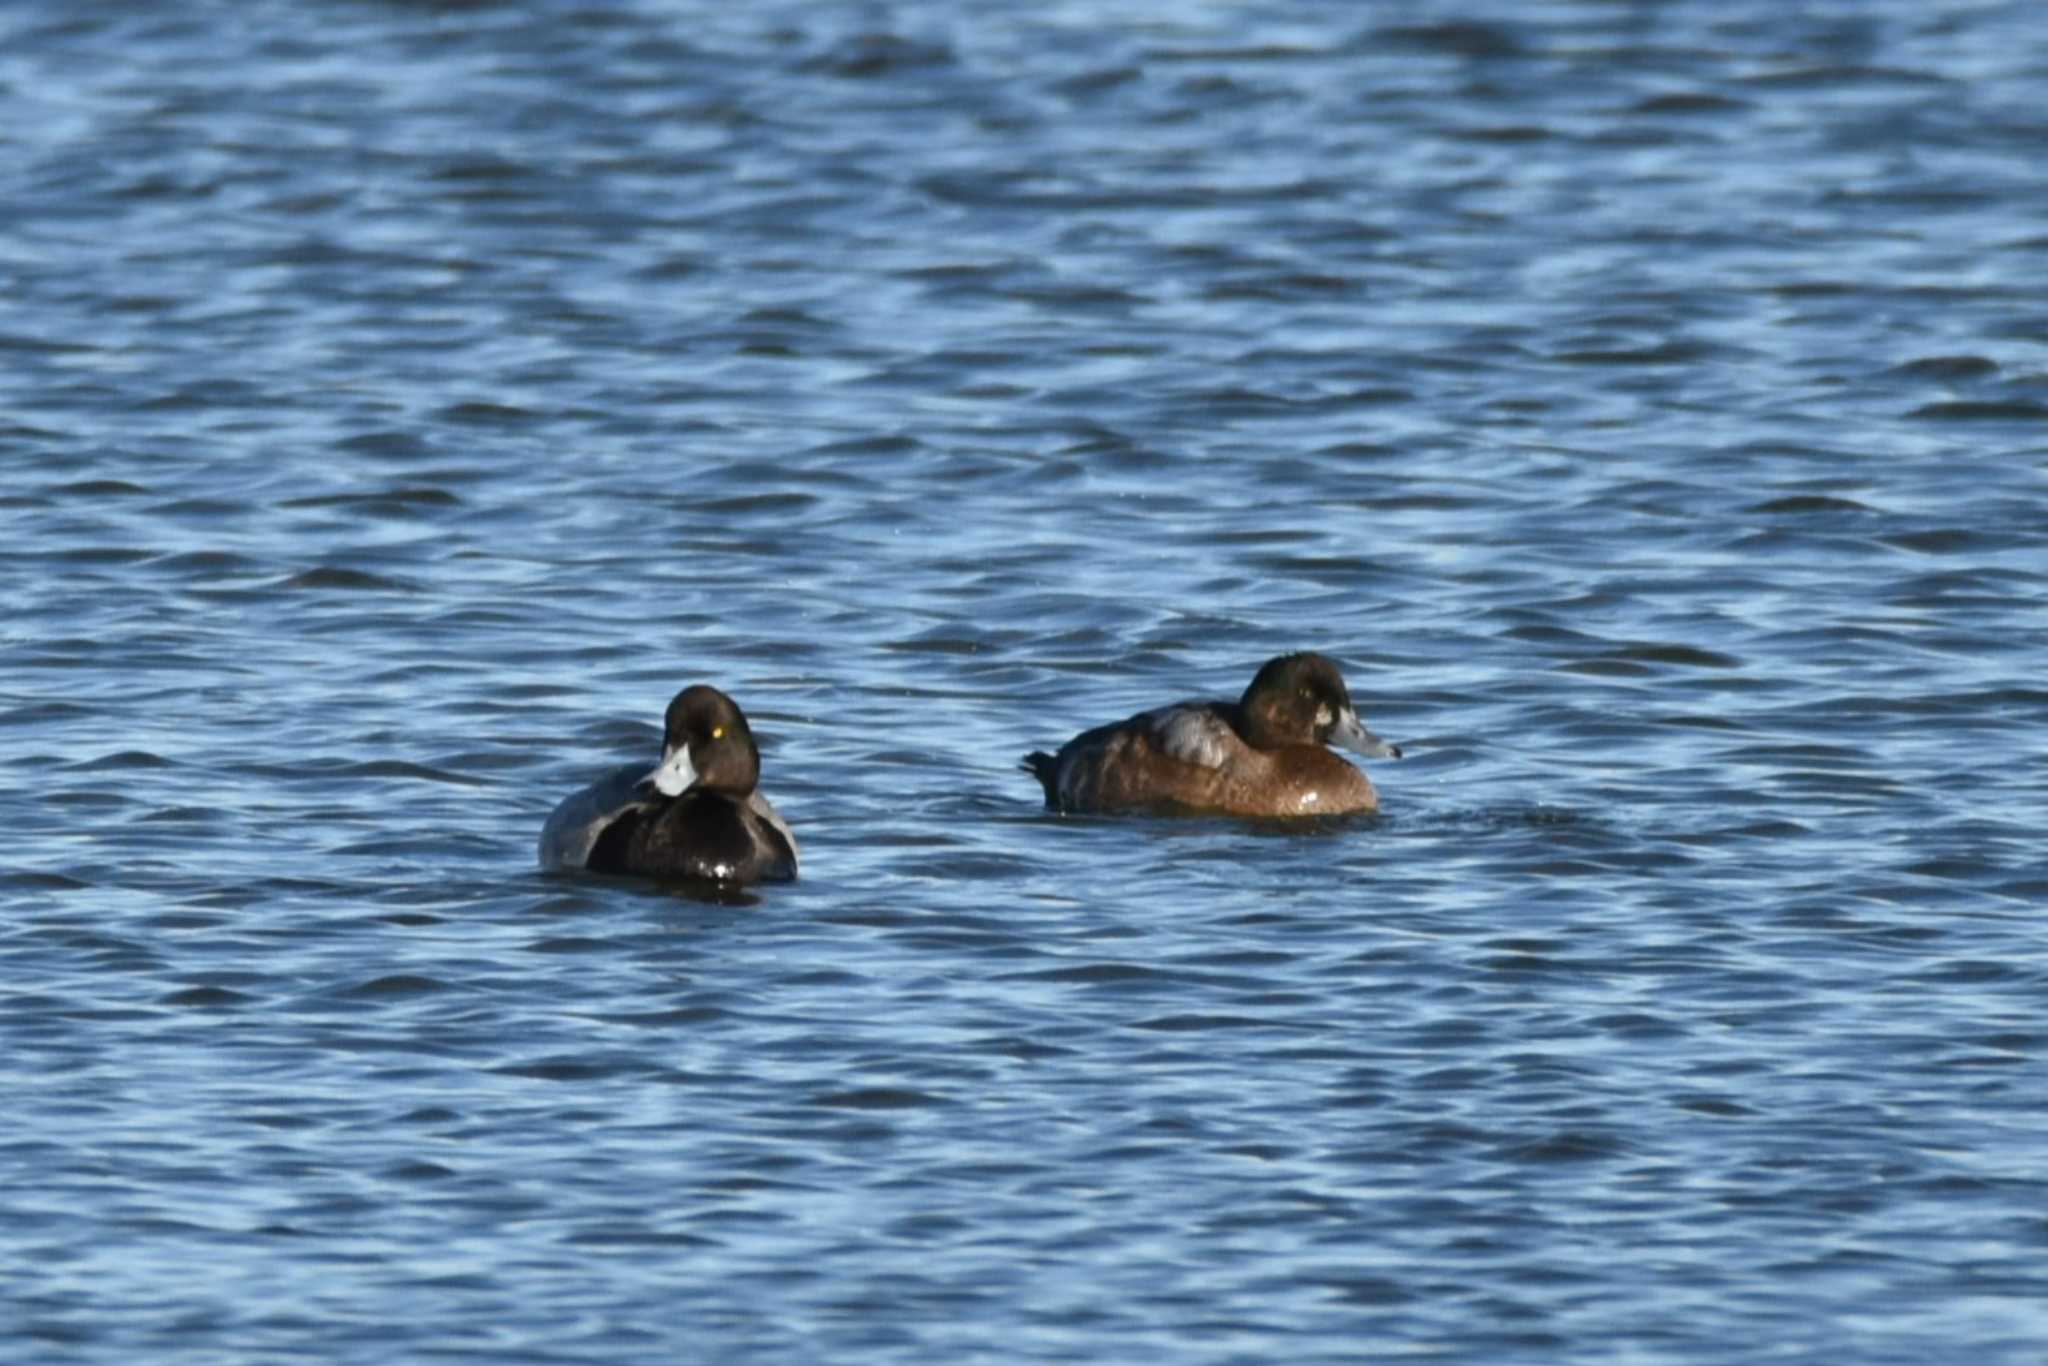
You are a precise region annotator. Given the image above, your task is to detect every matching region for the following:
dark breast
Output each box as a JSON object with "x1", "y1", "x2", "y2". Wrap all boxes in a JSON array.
[{"x1": 588, "y1": 792, "x2": 797, "y2": 883}]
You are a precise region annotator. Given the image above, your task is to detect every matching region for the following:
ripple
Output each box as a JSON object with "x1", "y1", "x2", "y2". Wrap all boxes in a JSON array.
[
  {"x1": 274, "y1": 567, "x2": 416, "y2": 592},
  {"x1": 159, "y1": 986, "x2": 253, "y2": 1008},
  {"x1": 335, "y1": 974, "x2": 450, "y2": 999},
  {"x1": 1892, "y1": 355, "x2": 1999, "y2": 380},
  {"x1": 68, "y1": 750, "x2": 172, "y2": 771},
  {"x1": 2, "y1": 3, "x2": 2045, "y2": 1363},
  {"x1": 1908, "y1": 400, "x2": 2048, "y2": 421},
  {"x1": 809, "y1": 1088, "x2": 951, "y2": 1110}
]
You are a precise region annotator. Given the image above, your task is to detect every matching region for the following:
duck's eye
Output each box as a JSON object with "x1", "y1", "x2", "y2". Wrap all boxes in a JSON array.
[{"x1": 711, "y1": 725, "x2": 725, "y2": 740}]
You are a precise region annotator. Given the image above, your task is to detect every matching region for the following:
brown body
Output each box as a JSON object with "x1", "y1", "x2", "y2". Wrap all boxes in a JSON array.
[{"x1": 1022, "y1": 654, "x2": 1401, "y2": 819}]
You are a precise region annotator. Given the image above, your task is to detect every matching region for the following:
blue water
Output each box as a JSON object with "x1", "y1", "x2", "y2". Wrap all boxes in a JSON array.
[{"x1": 5, "y1": 1, "x2": 2048, "y2": 1360}]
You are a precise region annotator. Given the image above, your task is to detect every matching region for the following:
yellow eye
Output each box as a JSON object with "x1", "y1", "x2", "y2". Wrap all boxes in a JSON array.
[{"x1": 711, "y1": 726, "x2": 725, "y2": 740}]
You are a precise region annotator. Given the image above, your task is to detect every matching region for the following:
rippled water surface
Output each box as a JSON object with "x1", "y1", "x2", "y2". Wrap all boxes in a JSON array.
[{"x1": 6, "y1": 1, "x2": 2048, "y2": 1360}]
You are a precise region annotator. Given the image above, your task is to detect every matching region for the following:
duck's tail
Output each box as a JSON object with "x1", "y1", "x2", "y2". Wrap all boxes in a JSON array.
[{"x1": 1020, "y1": 752, "x2": 1059, "y2": 806}]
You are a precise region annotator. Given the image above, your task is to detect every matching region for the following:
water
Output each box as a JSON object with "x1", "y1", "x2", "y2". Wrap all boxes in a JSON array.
[{"x1": 5, "y1": 1, "x2": 2048, "y2": 1360}]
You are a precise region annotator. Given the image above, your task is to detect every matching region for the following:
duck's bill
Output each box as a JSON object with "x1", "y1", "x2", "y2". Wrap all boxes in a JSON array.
[
  {"x1": 639, "y1": 744, "x2": 699, "y2": 797},
  {"x1": 1330, "y1": 710, "x2": 1403, "y2": 760}
]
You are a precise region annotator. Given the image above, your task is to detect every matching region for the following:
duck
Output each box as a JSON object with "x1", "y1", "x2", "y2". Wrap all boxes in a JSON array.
[
  {"x1": 539, "y1": 684, "x2": 798, "y2": 883},
  {"x1": 1022, "y1": 653, "x2": 1401, "y2": 817}
]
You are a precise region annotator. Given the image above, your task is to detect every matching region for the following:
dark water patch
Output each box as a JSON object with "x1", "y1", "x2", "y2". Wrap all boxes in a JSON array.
[
  {"x1": 1743, "y1": 63, "x2": 1953, "y2": 92},
  {"x1": 1892, "y1": 355, "x2": 1998, "y2": 381},
  {"x1": 799, "y1": 34, "x2": 956, "y2": 79},
  {"x1": 147, "y1": 549, "x2": 269, "y2": 575},
  {"x1": 1745, "y1": 494, "x2": 1875, "y2": 515},
  {"x1": 1002, "y1": 962, "x2": 1218, "y2": 992},
  {"x1": 523, "y1": 936, "x2": 612, "y2": 956},
  {"x1": 68, "y1": 750, "x2": 172, "y2": 771},
  {"x1": 142, "y1": 908, "x2": 229, "y2": 931},
  {"x1": 1585, "y1": 1012, "x2": 1688, "y2": 1040},
  {"x1": 334, "y1": 974, "x2": 450, "y2": 1000},
  {"x1": 694, "y1": 491, "x2": 820, "y2": 518},
  {"x1": 273, "y1": 567, "x2": 417, "y2": 592},
  {"x1": 334, "y1": 430, "x2": 432, "y2": 459},
  {"x1": 1879, "y1": 527, "x2": 2015, "y2": 555},
  {"x1": 1654, "y1": 711, "x2": 1751, "y2": 733},
  {"x1": 0, "y1": 330, "x2": 97, "y2": 355},
  {"x1": 1555, "y1": 658, "x2": 1654, "y2": 679},
  {"x1": 1900, "y1": 958, "x2": 2030, "y2": 987},
  {"x1": 1883, "y1": 567, "x2": 2046, "y2": 603},
  {"x1": 433, "y1": 402, "x2": 541, "y2": 426},
  {"x1": 382, "y1": 1159, "x2": 459, "y2": 1183},
  {"x1": 1908, "y1": 400, "x2": 2048, "y2": 421},
  {"x1": 1632, "y1": 91, "x2": 1748, "y2": 115},
  {"x1": 809, "y1": 1088, "x2": 950, "y2": 1111},
  {"x1": 1901, "y1": 855, "x2": 2017, "y2": 883},
  {"x1": 1678, "y1": 817, "x2": 1813, "y2": 842},
  {"x1": 133, "y1": 379, "x2": 271, "y2": 412},
  {"x1": 1492, "y1": 1130, "x2": 1629, "y2": 1164},
  {"x1": 53, "y1": 479, "x2": 150, "y2": 497},
  {"x1": 1454, "y1": 124, "x2": 1554, "y2": 145},
  {"x1": 1204, "y1": 271, "x2": 1368, "y2": 302},
  {"x1": 45, "y1": 789, "x2": 131, "y2": 810},
  {"x1": 0, "y1": 869, "x2": 94, "y2": 892},
  {"x1": 1146, "y1": 41, "x2": 1331, "y2": 65},
  {"x1": 1720, "y1": 741, "x2": 1867, "y2": 765},
  {"x1": 563, "y1": 1225, "x2": 718, "y2": 1248},
  {"x1": 146, "y1": 497, "x2": 246, "y2": 520},
  {"x1": 1552, "y1": 340, "x2": 1720, "y2": 366},
  {"x1": 277, "y1": 487, "x2": 461, "y2": 512},
  {"x1": 159, "y1": 985, "x2": 252, "y2": 1008},
  {"x1": 1131, "y1": 1014, "x2": 1308, "y2": 1034},
  {"x1": 1368, "y1": 21, "x2": 1526, "y2": 60}
]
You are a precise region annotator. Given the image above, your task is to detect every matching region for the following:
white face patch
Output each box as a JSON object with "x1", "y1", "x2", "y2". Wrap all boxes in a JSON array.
[
  {"x1": 645, "y1": 743, "x2": 699, "y2": 797},
  {"x1": 1315, "y1": 705, "x2": 1333, "y2": 729}
]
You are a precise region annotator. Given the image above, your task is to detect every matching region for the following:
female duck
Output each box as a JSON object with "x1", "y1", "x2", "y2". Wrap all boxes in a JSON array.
[
  {"x1": 539, "y1": 685, "x2": 798, "y2": 883},
  {"x1": 1022, "y1": 653, "x2": 1401, "y2": 818}
]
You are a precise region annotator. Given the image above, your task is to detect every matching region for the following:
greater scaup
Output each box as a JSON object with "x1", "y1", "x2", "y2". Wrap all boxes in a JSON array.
[
  {"x1": 539, "y1": 685, "x2": 798, "y2": 883},
  {"x1": 1022, "y1": 653, "x2": 1401, "y2": 817}
]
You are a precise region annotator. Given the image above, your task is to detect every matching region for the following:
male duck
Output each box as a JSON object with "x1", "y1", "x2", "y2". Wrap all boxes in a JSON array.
[{"x1": 539, "y1": 685, "x2": 797, "y2": 883}]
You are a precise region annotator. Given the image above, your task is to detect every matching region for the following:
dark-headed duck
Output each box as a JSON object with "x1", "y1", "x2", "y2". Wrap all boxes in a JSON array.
[
  {"x1": 539, "y1": 685, "x2": 798, "y2": 883},
  {"x1": 1022, "y1": 653, "x2": 1401, "y2": 818}
]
